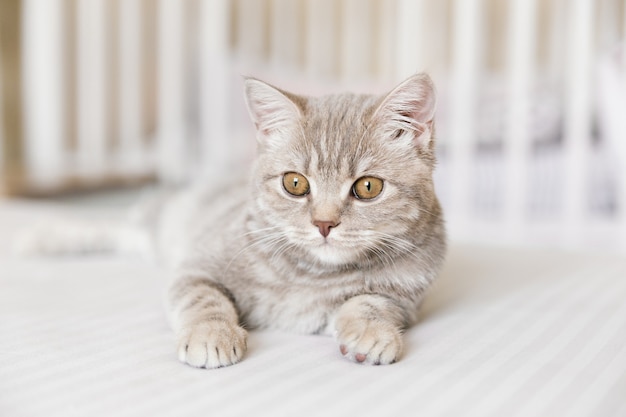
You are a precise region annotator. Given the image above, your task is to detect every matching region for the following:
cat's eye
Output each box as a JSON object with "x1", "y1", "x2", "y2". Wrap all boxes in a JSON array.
[
  {"x1": 282, "y1": 172, "x2": 310, "y2": 197},
  {"x1": 352, "y1": 177, "x2": 384, "y2": 200}
]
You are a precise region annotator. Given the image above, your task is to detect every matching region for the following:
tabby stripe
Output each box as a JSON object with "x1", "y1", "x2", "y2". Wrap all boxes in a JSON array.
[
  {"x1": 178, "y1": 295, "x2": 221, "y2": 313},
  {"x1": 169, "y1": 276, "x2": 237, "y2": 307}
]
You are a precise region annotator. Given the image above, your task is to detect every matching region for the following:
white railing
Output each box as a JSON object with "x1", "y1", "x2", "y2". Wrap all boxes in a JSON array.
[{"x1": 10, "y1": 0, "x2": 626, "y2": 252}]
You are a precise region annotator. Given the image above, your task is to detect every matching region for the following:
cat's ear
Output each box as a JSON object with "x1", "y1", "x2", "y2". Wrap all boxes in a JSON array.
[
  {"x1": 243, "y1": 77, "x2": 302, "y2": 141},
  {"x1": 373, "y1": 73, "x2": 436, "y2": 152}
]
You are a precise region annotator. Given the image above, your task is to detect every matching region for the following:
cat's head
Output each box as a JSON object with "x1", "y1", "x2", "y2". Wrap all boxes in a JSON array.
[{"x1": 243, "y1": 74, "x2": 442, "y2": 269}]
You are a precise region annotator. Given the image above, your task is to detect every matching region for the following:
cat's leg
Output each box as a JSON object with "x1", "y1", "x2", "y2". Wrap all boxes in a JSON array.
[
  {"x1": 168, "y1": 276, "x2": 247, "y2": 369},
  {"x1": 334, "y1": 294, "x2": 407, "y2": 365}
]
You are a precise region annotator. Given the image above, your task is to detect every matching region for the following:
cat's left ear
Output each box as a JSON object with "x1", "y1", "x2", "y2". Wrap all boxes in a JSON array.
[{"x1": 373, "y1": 73, "x2": 436, "y2": 152}]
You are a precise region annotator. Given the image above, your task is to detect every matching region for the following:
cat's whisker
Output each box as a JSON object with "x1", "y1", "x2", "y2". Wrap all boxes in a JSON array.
[
  {"x1": 416, "y1": 206, "x2": 438, "y2": 218},
  {"x1": 239, "y1": 226, "x2": 282, "y2": 238},
  {"x1": 320, "y1": 228, "x2": 435, "y2": 269},
  {"x1": 361, "y1": 230, "x2": 437, "y2": 267},
  {"x1": 270, "y1": 240, "x2": 297, "y2": 265},
  {"x1": 222, "y1": 232, "x2": 287, "y2": 276},
  {"x1": 371, "y1": 245, "x2": 398, "y2": 272}
]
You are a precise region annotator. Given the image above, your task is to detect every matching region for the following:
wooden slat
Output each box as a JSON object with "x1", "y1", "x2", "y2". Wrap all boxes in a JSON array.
[
  {"x1": 341, "y1": 0, "x2": 375, "y2": 81},
  {"x1": 545, "y1": 0, "x2": 566, "y2": 81},
  {"x1": 235, "y1": 0, "x2": 269, "y2": 65},
  {"x1": 157, "y1": 0, "x2": 187, "y2": 183},
  {"x1": 118, "y1": 0, "x2": 145, "y2": 175},
  {"x1": 108, "y1": 0, "x2": 120, "y2": 155},
  {"x1": 0, "y1": 46, "x2": 3, "y2": 185},
  {"x1": 141, "y1": 0, "x2": 158, "y2": 148},
  {"x1": 503, "y1": 0, "x2": 536, "y2": 234},
  {"x1": 621, "y1": 3, "x2": 626, "y2": 65},
  {"x1": 447, "y1": 0, "x2": 483, "y2": 237},
  {"x1": 63, "y1": 0, "x2": 78, "y2": 156},
  {"x1": 395, "y1": 0, "x2": 450, "y2": 79},
  {"x1": 22, "y1": 0, "x2": 66, "y2": 186},
  {"x1": 0, "y1": 0, "x2": 24, "y2": 192},
  {"x1": 198, "y1": 0, "x2": 231, "y2": 179},
  {"x1": 622, "y1": 0, "x2": 626, "y2": 251},
  {"x1": 269, "y1": 0, "x2": 304, "y2": 73},
  {"x1": 77, "y1": 0, "x2": 109, "y2": 178},
  {"x1": 376, "y1": 0, "x2": 396, "y2": 81},
  {"x1": 305, "y1": 0, "x2": 340, "y2": 79},
  {"x1": 395, "y1": 0, "x2": 426, "y2": 80},
  {"x1": 562, "y1": 0, "x2": 594, "y2": 245}
]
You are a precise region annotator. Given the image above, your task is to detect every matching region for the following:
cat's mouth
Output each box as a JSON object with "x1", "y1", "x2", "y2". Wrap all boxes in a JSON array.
[
  {"x1": 309, "y1": 245, "x2": 351, "y2": 265},
  {"x1": 305, "y1": 235, "x2": 361, "y2": 265}
]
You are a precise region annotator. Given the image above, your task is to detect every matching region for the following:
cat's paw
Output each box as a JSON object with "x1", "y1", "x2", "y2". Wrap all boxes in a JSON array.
[
  {"x1": 335, "y1": 318, "x2": 403, "y2": 365},
  {"x1": 177, "y1": 320, "x2": 248, "y2": 369}
]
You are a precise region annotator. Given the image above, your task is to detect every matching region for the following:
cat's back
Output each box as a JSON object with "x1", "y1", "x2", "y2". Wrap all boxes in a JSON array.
[{"x1": 157, "y1": 178, "x2": 250, "y2": 268}]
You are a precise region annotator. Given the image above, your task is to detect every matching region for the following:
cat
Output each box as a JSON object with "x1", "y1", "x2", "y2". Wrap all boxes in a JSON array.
[
  {"x1": 160, "y1": 73, "x2": 446, "y2": 368},
  {"x1": 16, "y1": 73, "x2": 447, "y2": 368}
]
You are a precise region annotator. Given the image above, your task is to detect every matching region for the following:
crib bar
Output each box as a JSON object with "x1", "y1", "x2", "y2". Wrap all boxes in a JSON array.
[
  {"x1": 77, "y1": 0, "x2": 109, "y2": 178},
  {"x1": 198, "y1": 0, "x2": 231, "y2": 178},
  {"x1": 305, "y1": 0, "x2": 340, "y2": 79},
  {"x1": 118, "y1": 0, "x2": 144, "y2": 175},
  {"x1": 236, "y1": 0, "x2": 268, "y2": 66},
  {"x1": 157, "y1": 0, "x2": 187, "y2": 183},
  {"x1": 504, "y1": 0, "x2": 536, "y2": 231},
  {"x1": 621, "y1": 0, "x2": 626, "y2": 249},
  {"x1": 545, "y1": 0, "x2": 566, "y2": 82},
  {"x1": 0, "y1": 54, "x2": 3, "y2": 177},
  {"x1": 597, "y1": 0, "x2": 620, "y2": 49},
  {"x1": 597, "y1": 57, "x2": 626, "y2": 247},
  {"x1": 617, "y1": 4, "x2": 626, "y2": 249},
  {"x1": 341, "y1": 0, "x2": 374, "y2": 81},
  {"x1": 376, "y1": 0, "x2": 396, "y2": 81},
  {"x1": 269, "y1": 0, "x2": 303, "y2": 73},
  {"x1": 621, "y1": 4, "x2": 626, "y2": 67},
  {"x1": 448, "y1": 0, "x2": 483, "y2": 233},
  {"x1": 562, "y1": 0, "x2": 594, "y2": 241},
  {"x1": 22, "y1": 0, "x2": 66, "y2": 187},
  {"x1": 395, "y1": 0, "x2": 425, "y2": 80},
  {"x1": 0, "y1": 24, "x2": 5, "y2": 177}
]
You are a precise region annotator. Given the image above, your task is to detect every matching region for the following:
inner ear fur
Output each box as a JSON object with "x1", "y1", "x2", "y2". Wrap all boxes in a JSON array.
[{"x1": 372, "y1": 73, "x2": 437, "y2": 150}]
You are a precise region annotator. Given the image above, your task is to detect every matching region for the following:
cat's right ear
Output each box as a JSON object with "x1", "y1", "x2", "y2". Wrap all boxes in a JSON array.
[{"x1": 243, "y1": 78, "x2": 302, "y2": 143}]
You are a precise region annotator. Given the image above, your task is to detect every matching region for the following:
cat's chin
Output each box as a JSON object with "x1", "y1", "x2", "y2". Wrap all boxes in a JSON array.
[{"x1": 307, "y1": 241, "x2": 357, "y2": 266}]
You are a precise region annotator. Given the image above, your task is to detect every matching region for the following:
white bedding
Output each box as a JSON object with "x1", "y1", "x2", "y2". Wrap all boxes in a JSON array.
[{"x1": 1, "y1": 199, "x2": 625, "y2": 417}]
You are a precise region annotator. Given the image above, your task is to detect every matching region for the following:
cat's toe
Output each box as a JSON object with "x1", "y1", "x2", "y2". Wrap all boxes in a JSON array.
[
  {"x1": 177, "y1": 321, "x2": 247, "y2": 369},
  {"x1": 366, "y1": 337, "x2": 402, "y2": 365},
  {"x1": 336, "y1": 319, "x2": 403, "y2": 365}
]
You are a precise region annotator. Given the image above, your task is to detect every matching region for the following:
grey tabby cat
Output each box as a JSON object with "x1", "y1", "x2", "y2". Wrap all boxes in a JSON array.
[{"x1": 163, "y1": 73, "x2": 446, "y2": 368}]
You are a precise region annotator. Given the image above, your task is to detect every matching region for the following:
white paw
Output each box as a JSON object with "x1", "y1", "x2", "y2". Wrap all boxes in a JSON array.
[
  {"x1": 177, "y1": 320, "x2": 248, "y2": 369},
  {"x1": 335, "y1": 318, "x2": 403, "y2": 365}
]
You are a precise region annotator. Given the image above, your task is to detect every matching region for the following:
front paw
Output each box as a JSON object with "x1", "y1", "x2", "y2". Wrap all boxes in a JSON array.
[
  {"x1": 177, "y1": 320, "x2": 247, "y2": 369},
  {"x1": 335, "y1": 318, "x2": 403, "y2": 365}
]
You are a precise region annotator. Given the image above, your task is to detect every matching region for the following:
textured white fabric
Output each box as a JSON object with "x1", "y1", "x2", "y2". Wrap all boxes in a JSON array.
[{"x1": 1, "y1": 199, "x2": 625, "y2": 417}]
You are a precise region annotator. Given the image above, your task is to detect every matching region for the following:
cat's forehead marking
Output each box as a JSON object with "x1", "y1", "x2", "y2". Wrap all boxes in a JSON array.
[{"x1": 303, "y1": 93, "x2": 378, "y2": 179}]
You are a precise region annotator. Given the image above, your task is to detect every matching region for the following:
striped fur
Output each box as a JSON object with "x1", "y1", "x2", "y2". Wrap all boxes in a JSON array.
[{"x1": 164, "y1": 73, "x2": 446, "y2": 368}]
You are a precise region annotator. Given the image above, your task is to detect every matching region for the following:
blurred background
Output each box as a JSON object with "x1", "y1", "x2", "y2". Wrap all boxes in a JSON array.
[{"x1": 0, "y1": 0, "x2": 625, "y2": 252}]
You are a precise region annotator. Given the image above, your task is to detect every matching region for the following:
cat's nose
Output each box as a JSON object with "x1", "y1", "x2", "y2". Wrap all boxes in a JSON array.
[{"x1": 312, "y1": 220, "x2": 339, "y2": 238}]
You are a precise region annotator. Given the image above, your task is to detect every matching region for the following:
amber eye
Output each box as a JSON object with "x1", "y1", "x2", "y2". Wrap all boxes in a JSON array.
[
  {"x1": 282, "y1": 172, "x2": 310, "y2": 197},
  {"x1": 352, "y1": 177, "x2": 384, "y2": 200}
]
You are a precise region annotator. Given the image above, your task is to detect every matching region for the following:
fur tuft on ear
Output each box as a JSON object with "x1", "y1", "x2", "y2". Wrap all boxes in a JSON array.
[
  {"x1": 373, "y1": 73, "x2": 437, "y2": 150},
  {"x1": 243, "y1": 78, "x2": 302, "y2": 140}
]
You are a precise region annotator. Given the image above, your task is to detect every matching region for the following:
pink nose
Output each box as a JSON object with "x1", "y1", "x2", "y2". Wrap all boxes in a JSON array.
[{"x1": 312, "y1": 220, "x2": 339, "y2": 238}]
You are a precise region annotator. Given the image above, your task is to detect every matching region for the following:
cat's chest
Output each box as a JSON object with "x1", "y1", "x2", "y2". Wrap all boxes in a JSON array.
[
  {"x1": 239, "y1": 284, "x2": 348, "y2": 334},
  {"x1": 235, "y1": 268, "x2": 364, "y2": 334}
]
